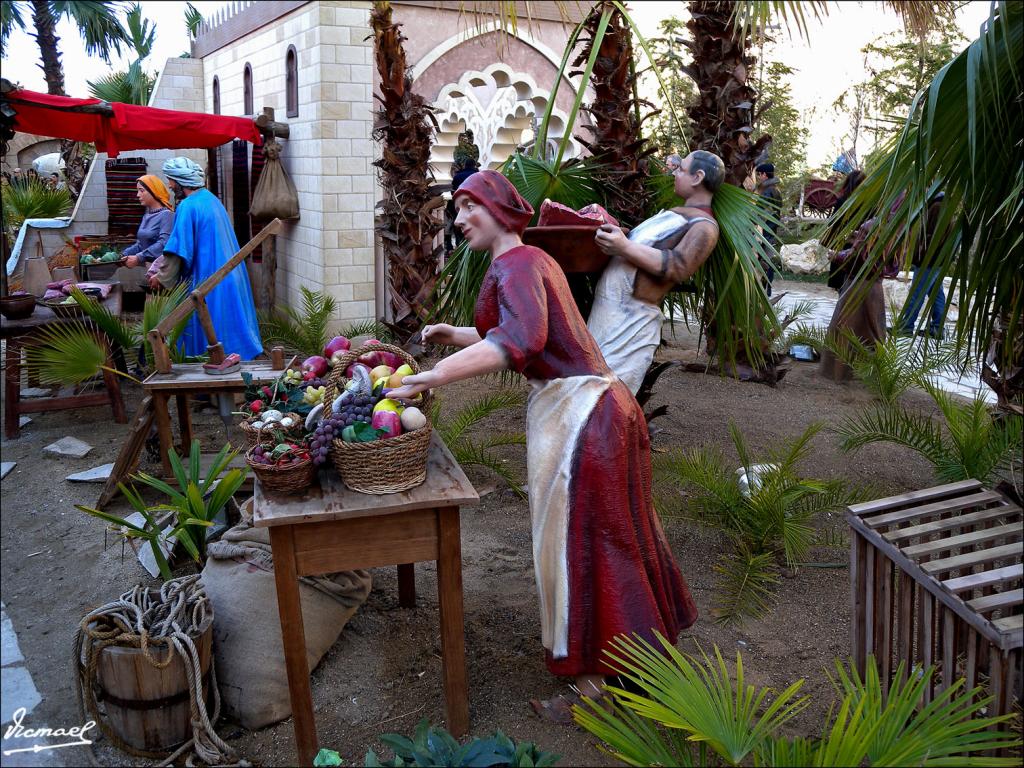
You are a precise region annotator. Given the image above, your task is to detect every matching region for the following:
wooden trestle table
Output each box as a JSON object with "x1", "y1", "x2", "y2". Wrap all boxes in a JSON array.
[{"x1": 253, "y1": 433, "x2": 479, "y2": 766}]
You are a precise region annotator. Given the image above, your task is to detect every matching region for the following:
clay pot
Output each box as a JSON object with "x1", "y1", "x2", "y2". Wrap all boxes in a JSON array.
[{"x1": 0, "y1": 294, "x2": 37, "y2": 320}]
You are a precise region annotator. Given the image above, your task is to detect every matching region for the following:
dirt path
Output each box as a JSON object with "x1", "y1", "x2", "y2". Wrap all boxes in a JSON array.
[{"x1": 0, "y1": 290, "x2": 944, "y2": 766}]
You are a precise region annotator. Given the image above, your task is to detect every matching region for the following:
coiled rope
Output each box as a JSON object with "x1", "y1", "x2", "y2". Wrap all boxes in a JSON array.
[{"x1": 74, "y1": 575, "x2": 247, "y2": 766}]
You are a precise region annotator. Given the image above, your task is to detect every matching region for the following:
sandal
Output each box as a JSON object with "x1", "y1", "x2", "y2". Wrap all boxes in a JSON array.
[{"x1": 529, "y1": 689, "x2": 611, "y2": 725}]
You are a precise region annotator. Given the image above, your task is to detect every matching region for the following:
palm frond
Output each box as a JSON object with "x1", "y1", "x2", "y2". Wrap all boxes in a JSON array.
[
  {"x1": 712, "y1": 546, "x2": 780, "y2": 625},
  {"x1": 1, "y1": 179, "x2": 73, "y2": 232},
  {"x1": 729, "y1": 1, "x2": 831, "y2": 44},
  {"x1": 436, "y1": 389, "x2": 526, "y2": 446},
  {"x1": 23, "y1": 321, "x2": 110, "y2": 385},
  {"x1": 258, "y1": 287, "x2": 338, "y2": 357},
  {"x1": 597, "y1": 635, "x2": 809, "y2": 764},
  {"x1": 831, "y1": 658, "x2": 1022, "y2": 764},
  {"x1": 61, "y1": 0, "x2": 131, "y2": 63},
  {"x1": 653, "y1": 446, "x2": 745, "y2": 527},
  {"x1": 184, "y1": 2, "x2": 203, "y2": 39},
  {"x1": 573, "y1": 693, "x2": 700, "y2": 767},
  {"x1": 340, "y1": 319, "x2": 395, "y2": 343},
  {"x1": 448, "y1": 442, "x2": 526, "y2": 500},
  {"x1": 835, "y1": 402, "x2": 948, "y2": 468},
  {"x1": 0, "y1": 1, "x2": 27, "y2": 56},
  {"x1": 829, "y1": 2, "x2": 1023, "y2": 377},
  {"x1": 68, "y1": 286, "x2": 138, "y2": 350}
]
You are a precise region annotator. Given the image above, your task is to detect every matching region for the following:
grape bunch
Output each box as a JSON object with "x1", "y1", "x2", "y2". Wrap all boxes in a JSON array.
[
  {"x1": 303, "y1": 376, "x2": 326, "y2": 390},
  {"x1": 309, "y1": 393, "x2": 382, "y2": 465}
]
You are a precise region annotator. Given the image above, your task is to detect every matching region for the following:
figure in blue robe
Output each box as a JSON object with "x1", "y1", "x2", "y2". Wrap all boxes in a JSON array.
[{"x1": 163, "y1": 188, "x2": 264, "y2": 360}]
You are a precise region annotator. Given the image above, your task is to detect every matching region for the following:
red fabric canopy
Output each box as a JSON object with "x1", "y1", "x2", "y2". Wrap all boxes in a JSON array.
[{"x1": 4, "y1": 88, "x2": 262, "y2": 157}]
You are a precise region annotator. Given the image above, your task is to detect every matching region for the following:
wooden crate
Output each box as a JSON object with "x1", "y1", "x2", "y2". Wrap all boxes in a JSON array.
[{"x1": 846, "y1": 479, "x2": 1022, "y2": 719}]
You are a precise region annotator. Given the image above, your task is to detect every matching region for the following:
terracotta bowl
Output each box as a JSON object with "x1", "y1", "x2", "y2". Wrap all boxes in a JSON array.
[
  {"x1": 522, "y1": 225, "x2": 611, "y2": 274},
  {"x1": 0, "y1": 294, "x2": 37, "y2": 320}
]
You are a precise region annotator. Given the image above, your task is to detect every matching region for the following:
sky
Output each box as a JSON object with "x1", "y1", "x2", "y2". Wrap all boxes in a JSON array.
[{"x1": 1, "y1": 0, "x2": 993, "y2": 169}]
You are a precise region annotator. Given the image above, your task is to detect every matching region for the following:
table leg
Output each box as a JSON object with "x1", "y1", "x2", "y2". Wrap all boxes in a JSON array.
[
  {"x1": 436, "y1": 506, "x2": 469, "y2": 736},
  {"x1": 175, "y1": 394, "x2": 193, "y2": 452},
  {"x1": 397, "y1": 563, "x2": 416, "y2": 608},
  {"x1": 101, "y1": 346, "x2": 127, "y2": 425},
  {"x1": 269, "y1": 525, "x2": 319, "y2": 767},
  {"x1": 152, "y1": 392, "x2": 174, "y2": 477},
  {"x1": 4, "y1": 337, "x2": 22, "y2": 439}
]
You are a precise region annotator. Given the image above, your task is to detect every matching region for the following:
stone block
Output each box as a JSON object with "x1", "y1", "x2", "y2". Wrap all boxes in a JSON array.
[
  {"x1": 339, "y1": 266, "x2": 369, "y2": 284},
  {"x1": 336, "y1": 120, "x2": 370, "y2": 139},
  {"x1": 325, "y1": 249, "x2": 354, "y2": 267},
  {"x1": 66, "y1": 463, "x2": 115, "y2": 483},
  {"x1": 335, "y1": 45, "x2": 366, "y2": 65},
  {"x1": 43, "y1": 437, "x2": 93, "y2": 458},
  {"x1": 0, "y1": 463, "x2": 14, "y2": 481},
  {"x1": 780, "y1": 239, "x2": 830, "y2": 275},
  {"x1": 339, "y1": 230, "x2": 369, "y2": 248},
  {"x1": 337, "y1": 193, "x2": 369, "y2": 212},
  {"x1": 324, "y1": 175, "x2": 352, "y2": 194},
  {"x1": 353, "y1": 282, "x2": 375, "y2": 301},
  {"x1": 335, "y1": 7, "x2": 370, "y2": 26},
  {"x1": 323, "y1": 102, "x2": 351, "y2": 120}
]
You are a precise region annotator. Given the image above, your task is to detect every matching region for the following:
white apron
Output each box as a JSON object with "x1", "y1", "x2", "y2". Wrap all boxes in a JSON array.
[
  {"x1": 525, "y1": 374, "x2": 612, "y2": 658},
  {"x1": 588, "y1": 210, "x2": 715, "y2": 394}
]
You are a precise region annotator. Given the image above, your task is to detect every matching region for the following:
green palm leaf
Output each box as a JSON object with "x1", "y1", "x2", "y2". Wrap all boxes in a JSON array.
[
  {"x1": 713, "y1": 545, "x2": 780, "y2": 625},
  {"x1": 23, "y1": 321, "x2": 111, "y2": 385},
  {"x1": 68, "y1": 286, "x2": 139, "y2": 351},
  {"x1": 258, "y1": 286, "x2": 338, "y2": 357}
]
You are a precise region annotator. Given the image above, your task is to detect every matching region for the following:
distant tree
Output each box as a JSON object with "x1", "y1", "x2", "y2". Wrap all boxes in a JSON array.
[
  {"x1": 87, "y1": 3, "x2": 156, "y2": 106},
  {"x1": 754, "y1": 60, "x2": 808, "y2": 188},
  {"x1": 0, "y1": 1, "x2": 129, "y2": 197},
  {"x1": 836, "y1": 17, "x2": 969, "y2": 150},
  {"x1": 642, "y1": 16, "x2": 697, "y2": 159}
]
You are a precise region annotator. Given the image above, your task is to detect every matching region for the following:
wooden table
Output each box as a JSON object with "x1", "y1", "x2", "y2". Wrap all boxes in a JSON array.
[
  {"x1": 254, "y1": 433, "x2": 479, "y2": 767},
  {"x1": 1, "y1": 287, "x2": 126, "y2": 439},
  {"x1": 141, "y1": 360, "x2": 282, "y2": 476}
]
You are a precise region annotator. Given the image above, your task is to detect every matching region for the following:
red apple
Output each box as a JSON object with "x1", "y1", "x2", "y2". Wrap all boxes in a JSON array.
[
  {"x1": 301, "y1": 355, "x2": 329, "y2": 378},
  {"x1": 323, "y1": 335, "x2": 350, "y2": 358},
  {"x1": 345, "y1": 362, "x2": 372, "y2": 380}
]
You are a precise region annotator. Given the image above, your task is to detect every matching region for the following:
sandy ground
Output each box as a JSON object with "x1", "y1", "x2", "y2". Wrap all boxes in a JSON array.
[{"x1": 0, "y1": 280, "x2": 945, "y2": 766}]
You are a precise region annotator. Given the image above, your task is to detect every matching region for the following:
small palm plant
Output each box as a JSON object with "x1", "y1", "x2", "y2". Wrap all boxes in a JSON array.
[
  {"x1": 431, "y1": 389, "x2": 527, "y2": 497},
  {"x1": 573, "y1": 632, "x2": 1021, "y2": 767},
  {"x1": 835, "y1": 378, "x2": 1023, "y2": 488},
  {"x1": 77, "y1": 440, "x2": 246, "y2": 578},
  {"x1": 1, "y1": 178, "x2": 73, "y2": 236},
  {"x1": 258, "y1": 286, "x2": 395, "y2": 358},
  {"x1": 654, "y1": 422, "x2": 862, "y2": 624},
  {"x1": 789, "y1": 324, "x2": 969, "y2": 405}
]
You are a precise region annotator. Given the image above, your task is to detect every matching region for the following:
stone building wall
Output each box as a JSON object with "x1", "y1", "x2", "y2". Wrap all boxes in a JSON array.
[{"x1": 200, "y1": 0, "x2": 375, "y2": 325}]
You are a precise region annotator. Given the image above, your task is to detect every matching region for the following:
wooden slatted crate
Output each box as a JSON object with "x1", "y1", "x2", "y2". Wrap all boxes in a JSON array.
[{"x1": 846, "y1": 479, "x2": 1022, "y2": 720}]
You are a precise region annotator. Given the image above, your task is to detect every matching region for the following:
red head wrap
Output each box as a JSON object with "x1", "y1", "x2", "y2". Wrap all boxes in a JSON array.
[{"x1": 452, "y1": 170, "x2": 534, "y2": 235}]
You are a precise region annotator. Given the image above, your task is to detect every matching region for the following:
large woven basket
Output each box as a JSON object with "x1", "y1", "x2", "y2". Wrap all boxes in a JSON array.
[
  {"x1": 245, "y1": 448, "x2": 316, "y2": 494},
  {"x1": 238, "y1": 412, "x2": 302, "y2": 447},
  {"x1": 323, "y1": 342, "x2": 432, "y2": 494}
]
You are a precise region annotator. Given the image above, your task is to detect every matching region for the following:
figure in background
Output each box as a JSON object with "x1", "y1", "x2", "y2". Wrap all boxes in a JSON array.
[
  {"x1": 665, "y1": 153, "x2": 682, "y2": 174},
  {"x1": 445, "y1": 157, "x2": 480, "y2": 254},
  {"x1": 819, "y1": 193, "x2": 903, "y2": 382},
  {"x1": 827, "y1": 170, "x2": 865, "y2": 291},
  {"x1": 389, "y1": 170, "x2": 697, "y2": 720},
  {"x1": 754, "y1": 162, "x2": 782, "y2": 296},
  {"x1": 121, "y1": 175, "x2": 175, "y2": 289},
  {"x1": 896, "y1": 192, "x2": 947, "y2": 339},
  {"x1": 160, "y1": 157, "x2": 263, "y2": 360},
  {"x1": 588, "y1": 150, "x2": 722, "y2": 394}
]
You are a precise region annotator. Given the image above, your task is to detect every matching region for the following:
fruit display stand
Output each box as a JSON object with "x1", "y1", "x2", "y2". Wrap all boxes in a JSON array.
[
  {"x1": 1, "y1": 283, "x2": 127, "y2": 439},
  {"x1": 253, "y1": 433, "x2": 479, "y2": 766}
]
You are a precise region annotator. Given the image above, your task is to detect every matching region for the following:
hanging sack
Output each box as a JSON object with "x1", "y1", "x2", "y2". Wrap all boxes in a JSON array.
[{"x1": 249, "y1": 138, "x2": 300, "y2": 221}]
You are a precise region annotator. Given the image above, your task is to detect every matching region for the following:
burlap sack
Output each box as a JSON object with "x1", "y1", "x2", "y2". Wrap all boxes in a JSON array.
[
  {"x1": 249, "y1": 139, "x2": 300, "y2": 221},
  {"x1": 202, "y1": 509, "x2": 370, "y2": 729}
]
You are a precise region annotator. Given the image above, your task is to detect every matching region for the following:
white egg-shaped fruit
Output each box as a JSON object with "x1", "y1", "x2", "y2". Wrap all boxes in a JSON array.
[
  {"x1": 400, "y1": 407, "x2": 427, "y2": 431},
  {"x1": 280, "y1": 417, "x2": 294, "y2": 428},
  {"x1": 262, "y1": 409, "x2": 284, "y2": 423},
  {"x1": 251, "y1": 421, "x2": 265, "y2": 429}
]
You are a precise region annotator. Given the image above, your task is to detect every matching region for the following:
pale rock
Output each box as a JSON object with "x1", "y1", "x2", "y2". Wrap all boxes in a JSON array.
[
  {"x1": 65, "y1": 463, "x2": 114, "y2": 483},
  {"x1": 42, "y1": 437, "x2": 93, "y2": 458},
  {"x1": 18, "y1": 416, "x2": 31, "y2": 428},
  {"x1": 19, "y1": 388, "x2": 50, "y2": 398},
  {"x1": 780, "y1": 239, "x2": 830, "y2": 275},
  {"x1": 0, "y1": 463, "x2": 14, "y2": 480}
]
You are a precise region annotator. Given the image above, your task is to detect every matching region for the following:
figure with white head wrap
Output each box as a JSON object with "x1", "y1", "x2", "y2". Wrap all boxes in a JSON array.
[{"x1": 159, "y1": 157, "x2": 263, "y2": 360}]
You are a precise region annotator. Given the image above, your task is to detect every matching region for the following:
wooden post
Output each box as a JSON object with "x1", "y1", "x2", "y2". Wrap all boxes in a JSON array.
[{"x1": 271, "y1": 347, "x2": 285, "y2": 370}]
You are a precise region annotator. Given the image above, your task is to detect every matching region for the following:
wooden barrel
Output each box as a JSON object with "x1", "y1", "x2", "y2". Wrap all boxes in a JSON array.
[{"x1": 91, "y1": 615, "x2": 214, "y2": 752}]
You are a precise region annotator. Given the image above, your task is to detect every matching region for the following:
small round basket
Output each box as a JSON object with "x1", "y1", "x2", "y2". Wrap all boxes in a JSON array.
[
  {"x1": 323, "y1": 342, "x2": 432, "y2": 494},
  {"x1": 238, "y1": 412, "x2": 303, "y2": 447},
  {"x1": 245, "y1": 447, "x2": 316, "y2": 494},
  {"x1": 39, "y1": 298, "x2": 87, "y2": 319}
]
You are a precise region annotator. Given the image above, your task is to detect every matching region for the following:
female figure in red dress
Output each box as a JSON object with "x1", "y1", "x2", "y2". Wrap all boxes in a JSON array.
[{"x1": 389, "y1": 171, "x2": 697, "y2": 713}]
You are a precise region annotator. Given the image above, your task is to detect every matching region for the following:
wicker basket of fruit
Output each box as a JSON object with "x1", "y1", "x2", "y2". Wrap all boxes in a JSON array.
[
  {"x1": 317, "y1": 342, "x2": 432, "y2": 494},
  {"x1": 246, "y1": 440, "x2": 316, "y2": 494},
  {"x1": 238, "y1": 409, "x2": 303, "y2": 447}
]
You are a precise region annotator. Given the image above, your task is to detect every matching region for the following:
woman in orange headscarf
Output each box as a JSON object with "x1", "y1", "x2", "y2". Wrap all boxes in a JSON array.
[{"x1": 122, "y1": 175, "x2": 175, "y2": 288}]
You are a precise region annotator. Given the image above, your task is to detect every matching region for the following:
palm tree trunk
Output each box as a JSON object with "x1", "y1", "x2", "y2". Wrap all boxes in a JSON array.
[
  {"x1": 29, "y1": 0, "x2": 86, "y2": 198},
  {"x1": 31, "y1": 0, "x2": 64, "y2": 95},
  {"x1": 573, "y1": 2, "x2": 655, "y2": 228},
  {"x1": 685, "y1": 0, "x2": 771, "y2": 186},
  {"x1": 370, "y1": 1, "x2": 441, "y2": 339}
]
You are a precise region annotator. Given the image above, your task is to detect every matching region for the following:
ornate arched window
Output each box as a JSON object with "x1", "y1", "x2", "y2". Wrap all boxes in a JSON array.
[
  {"x1": 212, "y1": 75, "x2": 221, "y2": 115},
  {"x1": 243, "y1": 63, "x2": 253, "y2": 115},
  {"x1": 285, "y1": 46, "x2": 298, "y2": 118}
]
